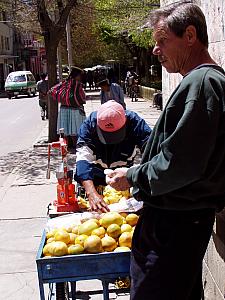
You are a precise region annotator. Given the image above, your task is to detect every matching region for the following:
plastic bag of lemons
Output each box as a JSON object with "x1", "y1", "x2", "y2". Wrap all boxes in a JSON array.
[
  {"x1": 77, "y1": 185, "x2": 130, "y2": 209},
  {"x1": 77, "y1": 196, "x2": 90, "y2": 209},
  {"x1": 103, "y1": 185, "x2": 130, "y2": 205}
]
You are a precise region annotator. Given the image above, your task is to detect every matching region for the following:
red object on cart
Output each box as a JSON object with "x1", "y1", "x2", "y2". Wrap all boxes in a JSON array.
[{"x1": 46, "y1": 128, "x2": 79, "y2": 213}]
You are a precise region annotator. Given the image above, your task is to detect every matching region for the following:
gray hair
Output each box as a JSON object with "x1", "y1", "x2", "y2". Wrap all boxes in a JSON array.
[{"x1": 147, "y1": 1, "x2": 208, "y2": 47}]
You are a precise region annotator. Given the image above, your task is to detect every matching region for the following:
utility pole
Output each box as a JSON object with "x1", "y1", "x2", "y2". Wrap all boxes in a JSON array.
[{"x1": 66, "y1": 15, "x2": 73, "y2": 71}]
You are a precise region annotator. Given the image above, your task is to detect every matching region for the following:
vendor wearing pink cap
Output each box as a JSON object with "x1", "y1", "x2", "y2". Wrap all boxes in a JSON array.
[{"x1": 74, "y1": 100, "x2": 151, "y2": 212}]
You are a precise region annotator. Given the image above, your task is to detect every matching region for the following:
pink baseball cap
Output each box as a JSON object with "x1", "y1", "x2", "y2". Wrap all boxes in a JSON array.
[{"x1": 97, "y1": 100, "x2": 126, "y2": 144}]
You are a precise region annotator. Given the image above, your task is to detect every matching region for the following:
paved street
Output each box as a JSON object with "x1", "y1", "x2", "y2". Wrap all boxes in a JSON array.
[
  {"x1": 0, "y1": 95, "x2": 46, "y2": 187},
  {"x1": 0, "y1": 93, "x2": 161, "y2": 300},
  {"x1": 0, "y1": 95, "x2": 45, "y2": 156}
]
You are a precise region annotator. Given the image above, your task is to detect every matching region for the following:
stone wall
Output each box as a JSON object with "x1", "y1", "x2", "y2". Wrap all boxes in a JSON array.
[
  {"x1": 160, "y1": 1, "x2": 225, "y2": 299},
  {"x1": 139, "y1": 85, "x2": 157, "y2": 102}
]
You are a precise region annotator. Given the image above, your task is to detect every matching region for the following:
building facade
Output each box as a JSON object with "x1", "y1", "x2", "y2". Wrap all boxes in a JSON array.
[
  {"x1": 0, "y1": 12, "x2": 47, "y2": 91},
  {"x1": 160, "y1": 1, "x2": 225, "y2": 299},
  {"x1": 0, "y1": 13, "x2": 16, "y2": 90},
  {"x1": 15, "y1": 32, "x2": 47, "y2": 81}
]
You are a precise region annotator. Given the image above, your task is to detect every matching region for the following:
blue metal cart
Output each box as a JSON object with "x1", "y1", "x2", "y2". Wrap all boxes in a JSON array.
[{"x1": 36, "y1": 231, "x2": 131, "y2": 300}]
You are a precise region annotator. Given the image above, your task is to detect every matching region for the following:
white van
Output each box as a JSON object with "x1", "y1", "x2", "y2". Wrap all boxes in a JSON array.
[{"x1": 5, "y1": 71, "x2": 37, "y2": 99}]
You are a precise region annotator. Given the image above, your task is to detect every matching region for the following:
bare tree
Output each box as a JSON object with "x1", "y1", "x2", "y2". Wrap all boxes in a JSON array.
[{"x1": 37, "y1": 0, "x2": 77, "y2": 142}]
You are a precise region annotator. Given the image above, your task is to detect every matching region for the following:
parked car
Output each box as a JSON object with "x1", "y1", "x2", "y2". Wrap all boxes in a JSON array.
[{"x1": 5, "y1": 71, "x2": 37, "y2": 99}]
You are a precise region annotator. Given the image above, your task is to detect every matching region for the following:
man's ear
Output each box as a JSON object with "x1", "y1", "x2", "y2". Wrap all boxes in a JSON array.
[{"x1": 185, "y1": 25, "x2": 197, "y2": 45}]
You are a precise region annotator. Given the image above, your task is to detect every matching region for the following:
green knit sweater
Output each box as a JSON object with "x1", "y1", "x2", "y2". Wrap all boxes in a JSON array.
[{"x1": 127, "y1": 65, "x2": 225, "y2": 211}]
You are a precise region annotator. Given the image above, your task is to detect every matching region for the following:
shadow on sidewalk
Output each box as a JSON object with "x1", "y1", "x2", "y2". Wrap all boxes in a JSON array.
[
  {"x1": 74, "y1": 287, "x2": 129, "y2": 299},
  {"x1": 0, "y1": 147, "x2": 76, "y2": 186}
]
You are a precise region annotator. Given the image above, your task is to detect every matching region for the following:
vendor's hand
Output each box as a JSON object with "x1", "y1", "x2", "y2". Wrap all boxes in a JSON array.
[
  {"x1": 106, "y1": 168, "x2": 131, "y2": 191},
  {"x1": 88, "y1": 192, "x2": 110, "y2": 213}
]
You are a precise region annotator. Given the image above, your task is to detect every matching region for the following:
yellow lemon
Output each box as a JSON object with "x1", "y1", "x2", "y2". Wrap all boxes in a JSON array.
[
  {"x1": 114, "y1": 246, "x2": 130, "y2": 252},
  {"x1": 105, "y1": 195, "x2": 120, "y2": 204},
  {"x1": 46, "y1": 228, "x2": 57, "y2": 239},
  {"x1": 69, "y1": 233, "x2": 77, "y2": 244},
  {"x1": 120, "y1": 212, "x2": 128, "y2": 218},
  {"x1": 66, "y1": 227, "x2": 72, "y2": 233},
  {"x1": 126, "y1": 214, "x2": 139, "y2": 226},
  {"x1": 121, "y1": 224, "x2": 132, "y2": 233},
  {"x1": 61, "y1": 227, "x2": 68, "y2": 232},
  {"x1": 51, "y1": 241, "x2": 68, "y2": 256},
  {"x1": 101, "y1": 236, "x2": 117, "y2": 252},
  {"x1": 88, "y1": 218, "x2": 100, "y2": 225},
  {"x1": 54, "y1": 230, "x2": 71, "y2": 244},
  {"x1": 106, "y1": 224, "x2": 121, "y2": 239},
  {"x1": 72, "y1": 225, "x2": 79, "y2": 235},
  {"x1": 100, "y1": 212, "x2": 123, "y2": 228},
  {"x1": 78, "y1": 220, "x2": 99, "y2": 236},
  {"x1": 46, "y1": 237, "x2": 55, "y2": 244},
  {"x1": 43, "y1": 243, "x2": 53, "y2": 256},
  {"x1": 119, "y1": 232, "x2": 132, "y2": 248},
  {"x1": 91, "y1": 227, "x2": 106, "y2": 239},
  {"x1": 121, "y1": 190, "x2": 130, "y2": 198},
  {"x1": 84, "y1": 236, "x2": 102, "y2": 253},
  {"x1": 43, "y1": 241, "x2": 58, "y2": 256},
  {"x1": 104, "y1": 198, "x2": 110, "y2": 205},
  {"x1": 68, "y1": 244, "x2": 84, "y2": 255},
  {"x1": 75, "y1": 234, "x2": 88, "y2": 247}
]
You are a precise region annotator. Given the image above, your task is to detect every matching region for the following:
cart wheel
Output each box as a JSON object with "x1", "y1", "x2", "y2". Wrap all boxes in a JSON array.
[{"x1": 56, "y1": 282, "x2": 69, "y2": 300}]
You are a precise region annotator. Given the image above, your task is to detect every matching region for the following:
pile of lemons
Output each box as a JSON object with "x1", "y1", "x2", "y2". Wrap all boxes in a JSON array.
[
  {"x1": 103, "y1": 186, "x2": 130, "y2": 204},
  {"x1": 78, "y1": 186, "x2": 131, "y2": 209},
  {"x1": 43, "y1": 212, "x2": 139, "y2": 257}
]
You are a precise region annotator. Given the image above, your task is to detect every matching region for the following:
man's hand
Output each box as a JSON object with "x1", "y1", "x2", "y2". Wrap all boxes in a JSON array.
[
  {"x1": 106, "y1": 168, "x2": 131, "y2": 191},
  {"x1": 88, "y1": 192, "x2": 109, "y2": 213},
  {"x1": 81, "y1": 180, "x2": 109, "y2": 213}
]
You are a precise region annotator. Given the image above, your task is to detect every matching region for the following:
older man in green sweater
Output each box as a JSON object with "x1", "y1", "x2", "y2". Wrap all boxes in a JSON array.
[{"x1": 106, "y1": 3, "x2": 225, "y2": 300}]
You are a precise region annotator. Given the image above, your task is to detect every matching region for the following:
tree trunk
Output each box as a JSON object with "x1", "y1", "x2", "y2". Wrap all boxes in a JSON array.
[{"x1": 45, "y1": 41, "x2": 59, "y2": 142}]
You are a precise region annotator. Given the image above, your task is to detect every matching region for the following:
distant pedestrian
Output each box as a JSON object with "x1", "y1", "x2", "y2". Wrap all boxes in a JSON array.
[
  {"x1": 93, "y1": 69, "x2": 100, "y2": 90},
  {"x1": 81, "y1": 71, "x2": 87, "y2": 90},
  {"x1": 107, "y1": 68, "x2": 116, "y2": 84},
  {"x1": 86, "y1": 70, "x2": 94, "y2": 90},
  {"x1": 57, "y1": 67, "x2": 86, "y2": 150},
  {"x1": 98, "y1": 79, "x2": 126, "y2": 109},
  {"x1": 37, "y1": 73, "x2": 48, "y2": 120}
]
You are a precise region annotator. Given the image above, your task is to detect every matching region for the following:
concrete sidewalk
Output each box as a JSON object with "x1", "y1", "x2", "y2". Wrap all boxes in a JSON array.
[{"x1": 0, "y1": 94, "x2": 161, "y2": 300}]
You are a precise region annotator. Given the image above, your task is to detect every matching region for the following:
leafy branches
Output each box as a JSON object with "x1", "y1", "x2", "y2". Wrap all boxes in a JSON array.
[{"x1": 94, "y1": 0, "x2": 159, "y2": 49}]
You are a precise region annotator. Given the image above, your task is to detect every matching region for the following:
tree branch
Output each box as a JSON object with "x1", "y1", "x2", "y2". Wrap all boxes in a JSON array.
[
  {"x1": 57, "y1": 0, "x2": 77, "y2": 28},
  {"x1": 37, "y1": 0, "x2": 52, "y2": 31}
]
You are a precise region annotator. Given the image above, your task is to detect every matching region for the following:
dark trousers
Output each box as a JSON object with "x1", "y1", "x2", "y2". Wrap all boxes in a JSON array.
[
  {"x1": 130, "y1": 206, "x2": 215, "y2": 300},
  {"x1": 39, "y1": 100, "x2": 48, "y2": 119}
]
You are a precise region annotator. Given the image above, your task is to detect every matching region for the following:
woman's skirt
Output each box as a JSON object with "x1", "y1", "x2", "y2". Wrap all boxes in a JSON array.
[{"x1": 57, "y1": 106, "x2": 86, "y2": 136}]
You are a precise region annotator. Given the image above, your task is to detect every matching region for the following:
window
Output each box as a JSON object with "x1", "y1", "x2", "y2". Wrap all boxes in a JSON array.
[
  {"x1": 1, "y1": 36, "x2": 4, "y2": 50},
  {"x1": 6, "y1": 37, "x2": 9, "y2": 50},
  {"x1": 4, "y1": 37, "x2": 9, "y2": 50},
  {"x1": 27, "y1": 74, "x2": 35, "y2": 82},
  {"x1": 2, "y1": 12, "x2": 6, "y2": 21},
  {"x1": 12, "y1": 75, "x2": 26, "y2": 82}
]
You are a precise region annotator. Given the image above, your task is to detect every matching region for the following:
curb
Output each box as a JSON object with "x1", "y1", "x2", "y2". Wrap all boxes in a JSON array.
[{"x1": 33, "y1": 123, "x2": 49, "y2": 148}]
